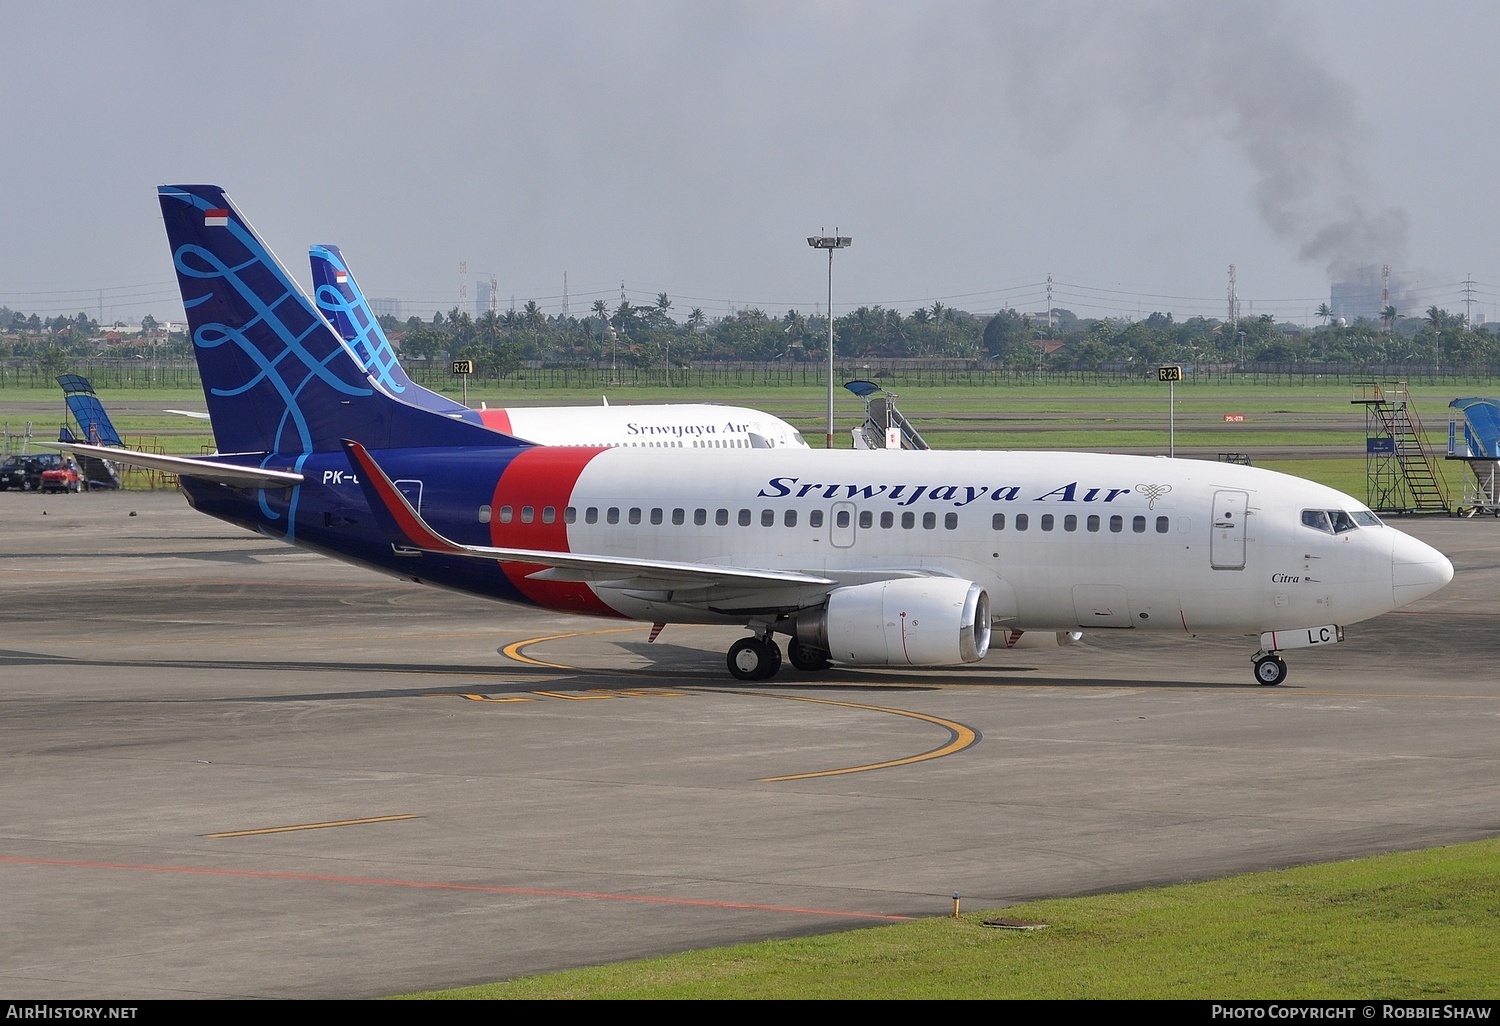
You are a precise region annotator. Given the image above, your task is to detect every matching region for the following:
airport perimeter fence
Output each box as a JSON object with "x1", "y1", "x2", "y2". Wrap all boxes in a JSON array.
[{"x1": 5, "y1": 359, "x2": 1500, "y2": 392}]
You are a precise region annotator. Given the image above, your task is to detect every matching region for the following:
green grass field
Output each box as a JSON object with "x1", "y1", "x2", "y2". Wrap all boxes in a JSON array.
[
  {"x1": 404, "y1": 839, "x2": 1500, "y2": 999},
  {"x1": 2, "y1": 379, "x2": 1471, "y2": 501}
]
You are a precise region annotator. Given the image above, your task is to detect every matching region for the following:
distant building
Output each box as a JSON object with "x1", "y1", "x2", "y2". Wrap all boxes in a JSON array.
[
  {"x1": 1329, "y1": 266, "x2": 1420, "y2": 323},
  {"x1": 475, "y1": 280, "x2": 493, "y2": 319}
]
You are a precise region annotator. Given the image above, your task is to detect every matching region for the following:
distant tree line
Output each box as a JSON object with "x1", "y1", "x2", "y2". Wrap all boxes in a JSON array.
[{"x1": 5, "y1": 299, "x2": 1500, "y2": 380}]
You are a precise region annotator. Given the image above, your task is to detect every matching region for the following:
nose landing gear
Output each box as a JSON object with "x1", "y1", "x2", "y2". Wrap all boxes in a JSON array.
[{"x1": 1252, "y1": 651, "x2": 1288, "y2": 686}]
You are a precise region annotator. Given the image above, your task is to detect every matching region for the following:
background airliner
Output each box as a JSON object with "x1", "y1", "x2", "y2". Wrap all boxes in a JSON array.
[
  {"x1": 308, "y1": 244, "x2": 808, "y2": 450},
  {"x1": 49, "y1": 186, "x2": 1454, "y2": 686}
]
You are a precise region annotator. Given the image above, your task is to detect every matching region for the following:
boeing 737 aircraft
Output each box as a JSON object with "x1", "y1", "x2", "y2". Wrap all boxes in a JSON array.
[
  {"x1": 48, "y1": 186, "x2": 1454, "y2": 686},
  {"x1": 308, "y1": 244, "x2": 808, "y2": 450}
]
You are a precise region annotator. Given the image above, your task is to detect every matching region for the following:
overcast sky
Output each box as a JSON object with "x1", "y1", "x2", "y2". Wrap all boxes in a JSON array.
[{"x1": 4, "y1": 1, "x2": 1498, "y2": 328}]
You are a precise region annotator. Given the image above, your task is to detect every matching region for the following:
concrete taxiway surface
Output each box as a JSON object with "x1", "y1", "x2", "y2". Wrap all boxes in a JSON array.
[{"x1": 1, "y1": 489, "x2": 1497, "y2": 998}]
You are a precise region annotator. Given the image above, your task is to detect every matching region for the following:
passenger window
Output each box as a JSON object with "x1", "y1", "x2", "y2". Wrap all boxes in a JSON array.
[
  {"x1": 650, "y1": 508, "x2": 663, "y2": 526},
  {"x1": 607, "y1": 507, "x2": 620, "y2": 525},
  {"x1": 1040, "y1": 514, "x2": 1054, "y2": 531},
  {"x1": 762, "y1": 509, "x2": 775, "y2": 527},
  {"x1": 671, "y1": 508, "x2": 684, "y2": 526},
  {"x1": 499, "y1": 505, "x2": 514, "y2": 524},
  {"x1": 880, "y1": 511, "x2": 894, "y2": 529},
  {"x1": 920, "y1": 511, "x2": 934, "y2": 530},
  {"x1": 901, "y1": 511, "x2": 915, "y2": 529},
  {"x1": 542, "y1": 506, "x2": 556, "y2": 525},
  {"x1": 479, "y1": 504, "x2": 492, "y2": 524},
  {"x1": 715, "y1": 508, "x2": 729, "y2": 526},
  {"x1": 563, "y1": 506, "x2": 575, "y2": 525},
  {"x1": 992, "y1": 513, "x2": 1005, "y2": 531},
  {"x1": 520, "y1": 506, "x2": 535, "y2": 524},
  {"x1": 1156, "y1": 516, "x2": 1169, "y2": 534},
  {"x1": 694, "y1": 508, "x2": 707, "y2": 526},
  {"x1": 836, "y1": 509, "x2": 851, "y2": 528},
  {"x1": 1133, "y1": 515, "x2": 1146, "y2": 533},
  {"x1": 945, "y1": 512, "x2": 958, "y2": 530},
  {"x1": 628, "y1": 507, "x2": 642, "y2": 525},
  {"x1": 1110, "y1": 515, "x2": 1122, "y2": 533},
  {"x1": 1015, "y1": 513, "x2": 1029, "y2": 531},
  {"x1": 1064, "y1": 514, "x2": 1077, "y2": 532},
  {"x1": 859, "y1": 510, "x2": 873, "y2": 529},
  {"x1": 784, "y1": 509, "x2": 798, "y2": 527},
  {"x1": 1087, "y1": 514, "x2": 1100, "y2": 532},
  {"x1": 738, "y1": 509, "x2": 752, "y2": 527},
  {"x1": 585, "y1": 507, "x2": 598, "y2": 525},
  {"x1": 810, "y1": 510, "x2": 824, "y2": 528}
]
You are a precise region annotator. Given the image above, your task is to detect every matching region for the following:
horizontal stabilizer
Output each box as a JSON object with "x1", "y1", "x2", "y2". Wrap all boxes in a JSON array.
[{"x1": 34, "y1": 440, "x2": 304, "y2": 488}]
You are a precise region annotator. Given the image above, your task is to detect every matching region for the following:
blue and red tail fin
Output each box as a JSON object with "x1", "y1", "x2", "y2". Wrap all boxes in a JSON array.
[
  {"x1": 158, "y1": 185, "x2": 510, "y2": 457},
  {"x1": 309, "y1": 244, "x2": 476, "y2": 419}
]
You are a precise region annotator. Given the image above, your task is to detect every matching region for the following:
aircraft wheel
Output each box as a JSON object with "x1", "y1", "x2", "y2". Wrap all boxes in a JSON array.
[
  {"x1": 728, "y1": 637, "x2": 781, "y2": 681},
  {"x1": 1254, "y1": 655, "x2": 1287, "y2": 686},
  {"x1": 787, "y1": 641, "x2": 832, "y2": 672}
]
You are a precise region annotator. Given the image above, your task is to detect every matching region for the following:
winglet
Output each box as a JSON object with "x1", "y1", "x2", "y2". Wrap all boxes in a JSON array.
[{"x1": 340, "y1": 439, "x2": 462, "y2": 554}]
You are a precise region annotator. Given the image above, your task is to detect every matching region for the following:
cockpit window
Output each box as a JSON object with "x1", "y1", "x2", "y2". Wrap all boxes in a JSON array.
[{"x1": 1303, "y1": 508, "x2": 1369, "y2": 534}]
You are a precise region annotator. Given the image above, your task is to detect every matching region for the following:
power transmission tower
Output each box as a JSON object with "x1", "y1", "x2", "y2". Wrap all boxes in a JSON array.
[{"x1": 1227, "y1": 265, "x2": 1239, "y2": 330}]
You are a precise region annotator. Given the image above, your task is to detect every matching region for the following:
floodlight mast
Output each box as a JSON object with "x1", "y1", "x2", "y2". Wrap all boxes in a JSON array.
[{"x1": 807, "y1": 232, "x2": 852, "y2": 448}]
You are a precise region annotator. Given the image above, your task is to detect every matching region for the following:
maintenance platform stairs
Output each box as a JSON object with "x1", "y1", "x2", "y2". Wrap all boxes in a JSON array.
[
  {"x1": 1351, "y1": 381, "x2": 1450, "y2": 515},
  {"x1": 845, "y1": 381, "x2": 931, "y2": 450},
  {"x1": 56, "y1": 374, "x2": 123, "y2": 490},
  {"x1": 1447, "y1": 396, "x2": 1500, "y2": 516}
]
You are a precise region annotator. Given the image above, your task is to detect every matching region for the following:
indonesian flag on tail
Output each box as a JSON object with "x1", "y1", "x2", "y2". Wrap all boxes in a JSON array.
[
  {"x1": 335, "y1": 270, "x2": 348, "y2": 284},
  {"x1": 204, "y1": 209, "x2": 229, "y2": 227}
]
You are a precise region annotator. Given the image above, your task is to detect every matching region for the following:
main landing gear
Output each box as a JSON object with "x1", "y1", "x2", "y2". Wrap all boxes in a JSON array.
[
  {"x1": 726, "y1": 633, "x2": 833, "y2": 680},
  {"x1": 1252, "y1": 651, "x2": 1288, "y2": 686},
  {"x1": 727, "y1": 635, "x2": 781, "y2": 680}
]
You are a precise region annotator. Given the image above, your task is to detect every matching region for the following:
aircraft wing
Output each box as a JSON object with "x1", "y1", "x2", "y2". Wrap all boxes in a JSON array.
[
  {"x1": 165, "y1": 409, "x2": 212, "y2": 420},
  {"x1": 342, "y1": 439, "x2": 834, "y2": 589},
  {"x1": 34, "y1": 440, "x2": 305, "y2": 488}
]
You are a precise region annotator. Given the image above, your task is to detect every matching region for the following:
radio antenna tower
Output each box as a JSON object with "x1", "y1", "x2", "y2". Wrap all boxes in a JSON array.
[
  {"x1": 562, "y1": 272, "x2": 569, "y2": 318},
  {"x1": 490, "y1": 275, "x2": 498, "y2": 315},
  {"x1": 1382, "y1": 264, "x2": 1390, "y2": 309},
  {"x1": 1464, "y1": 273, "x2": 1476, "y2": 326},
  {"x1": 1227, "y1": 264, "x2": 1239, "y2": 330},
  {"x1": 1046, "y1": 273, "x2": 1054, "y2": 331},
  {"x1": 458, "y1": 261, "x2": 467, "y2": 312}
]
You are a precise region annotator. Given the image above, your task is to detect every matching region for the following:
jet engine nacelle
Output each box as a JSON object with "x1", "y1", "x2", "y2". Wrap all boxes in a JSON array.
[{"x1": 797, "y1": 578, "x2": 991, "y2": 667}]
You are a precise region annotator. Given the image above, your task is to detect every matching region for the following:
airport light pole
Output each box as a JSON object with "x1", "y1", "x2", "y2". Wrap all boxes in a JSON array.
[{"x1": 808, "y1": 232, "x2": 851, "y2": 448}]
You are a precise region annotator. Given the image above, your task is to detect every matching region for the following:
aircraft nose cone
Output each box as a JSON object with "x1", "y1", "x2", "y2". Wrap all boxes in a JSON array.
[{"x1": 1391, "y1": 530, "x2": 1454, "y2": 607}]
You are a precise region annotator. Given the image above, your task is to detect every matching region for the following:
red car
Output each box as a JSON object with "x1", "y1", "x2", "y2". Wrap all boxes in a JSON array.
[{"x1": 41, "y1": 456, "x2": 83, "y2": 493}]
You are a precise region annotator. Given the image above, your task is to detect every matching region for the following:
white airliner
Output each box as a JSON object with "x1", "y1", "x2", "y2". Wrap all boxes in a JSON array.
[{"x1": 50, "y1": 185, "x2": 1455, "y2": 688}]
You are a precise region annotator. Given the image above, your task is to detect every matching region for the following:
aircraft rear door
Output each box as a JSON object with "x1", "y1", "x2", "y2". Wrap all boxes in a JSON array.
[
  {"x1": 1210, "y1": 489, "x2": 1248, "y2": 570},
  {"x1": 395, "y1": 479, "x2": 424, "y2": 513}
]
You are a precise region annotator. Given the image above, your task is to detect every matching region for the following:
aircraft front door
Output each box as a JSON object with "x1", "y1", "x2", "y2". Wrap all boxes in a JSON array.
[
  {"x1": 830, "y1": 501, "x2": 857, "y2": 548},
  {"x1": 1210, "y1": 489, "x2": 1248, "y2": 570}
]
